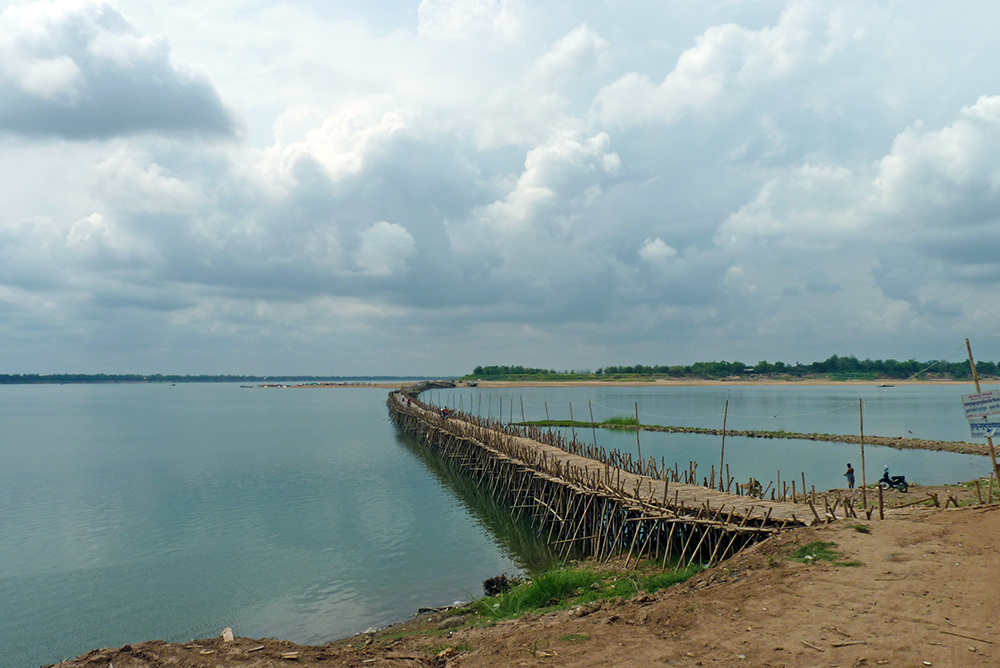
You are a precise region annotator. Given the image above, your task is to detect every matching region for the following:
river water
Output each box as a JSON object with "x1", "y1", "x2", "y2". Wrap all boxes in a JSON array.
[
  {"x1": 430, "y1": 383, "x2": 995, "y2": 491},
  {"x1": 1, "y1": 382, "x2": 994, "y2": 667}
]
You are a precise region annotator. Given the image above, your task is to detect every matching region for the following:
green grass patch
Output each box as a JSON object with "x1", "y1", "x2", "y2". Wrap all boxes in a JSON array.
[
  {"x1": 470, "y1": 563, "x2": 702, "y2": 621},
  {"x1": 641, "y1": 569, "x2": 702, "y2": 592},
  {"x1": 522, "y1": 419, "x2": 587, "y2": 428},
  {"x1": 601, "y1": 415, "x2": 638, "y2": 428},
  {"x1": 789, "y1": 541, "x2": 863, "y2": 567},
  {"x1": 520, "y1": 416, "x2": 639, "y2": 429},
  {"x1": 848, "y1": 523, "x2": 871, "y2": 534}
]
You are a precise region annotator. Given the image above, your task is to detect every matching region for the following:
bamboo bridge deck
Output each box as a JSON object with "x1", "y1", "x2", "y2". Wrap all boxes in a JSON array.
[{"x1": 388, "y1": 389, "x2": 834, "y2": 567}]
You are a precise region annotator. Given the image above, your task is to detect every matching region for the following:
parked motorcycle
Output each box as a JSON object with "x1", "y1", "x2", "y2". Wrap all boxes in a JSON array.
[{"x1": 878, "y1": 466, "x2": 908, "y2": 492}]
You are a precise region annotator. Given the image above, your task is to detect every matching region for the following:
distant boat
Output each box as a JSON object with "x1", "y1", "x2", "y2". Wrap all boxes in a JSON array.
[{"x1": 877, "y1": 383, "x2": 894, "y2": 387}]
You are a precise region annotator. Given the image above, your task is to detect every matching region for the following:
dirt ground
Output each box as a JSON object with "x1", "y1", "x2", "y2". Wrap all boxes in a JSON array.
[{"x1": 59, "y1": 487, "x2": 1000, "y2": 668}]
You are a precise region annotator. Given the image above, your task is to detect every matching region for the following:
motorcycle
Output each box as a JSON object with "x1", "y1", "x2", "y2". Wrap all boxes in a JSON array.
[{"x1": 878, "y1": 467, "x2": 908, "y2": 492}]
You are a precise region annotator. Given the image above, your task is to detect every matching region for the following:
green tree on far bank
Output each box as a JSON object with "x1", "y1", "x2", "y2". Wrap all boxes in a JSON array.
[{"x1": 466, "y1": 355, "x2": 995, "y2": 382}]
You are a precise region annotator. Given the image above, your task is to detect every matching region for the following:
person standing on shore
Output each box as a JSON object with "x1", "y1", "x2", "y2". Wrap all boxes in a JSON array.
[{"x1": 844, "y1": 463, "x2": 855, "y2": 489}]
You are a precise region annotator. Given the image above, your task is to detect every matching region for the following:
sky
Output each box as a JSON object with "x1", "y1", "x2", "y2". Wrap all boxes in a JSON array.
[{"x1": 3, "y1": 0, "x2": 1000, "y2": 376}]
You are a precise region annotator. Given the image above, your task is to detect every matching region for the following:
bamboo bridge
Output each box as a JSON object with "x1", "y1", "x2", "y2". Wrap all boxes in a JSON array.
[{"x1": 387, "y1": 386, "x2": 841, "y2": 568}]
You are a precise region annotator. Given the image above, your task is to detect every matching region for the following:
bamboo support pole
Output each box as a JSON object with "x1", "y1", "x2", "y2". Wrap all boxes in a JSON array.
[
  {"x1": 967, "y1": 339, "x2": 1000, "y2": 481},
  {"x1": 859, "y1": 399, "x2": 868, "y2": 509},
  {"x1": 635, "y1": 402, "x2": 642, "y2": 463},
  {"x1": 719, "y1": 400, "x2": 728, "y2": 491},
  {"x1": 569, "y1": 402, "x2": 577, "y2": 446}
]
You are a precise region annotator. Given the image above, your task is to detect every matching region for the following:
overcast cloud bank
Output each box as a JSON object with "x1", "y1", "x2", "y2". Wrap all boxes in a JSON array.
[{"x1": 2, "y1": 0, "x2": 1000, "y2": 374}]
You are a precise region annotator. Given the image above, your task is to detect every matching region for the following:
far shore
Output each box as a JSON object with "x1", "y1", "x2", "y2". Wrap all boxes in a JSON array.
[
  {"x1": 468, "y1": 377, "x2": 982, "y2": 388},
  {"x1": 285, "y1": 377, "x2": 993, "y2": 390}
]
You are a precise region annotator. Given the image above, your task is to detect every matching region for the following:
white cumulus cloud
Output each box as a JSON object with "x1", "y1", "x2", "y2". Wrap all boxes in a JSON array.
[
  {"x1": 355, "y1": 221, "x2": 417, "y2": 276},
  {"x1": 639, "y1": 238, "x2": 678, "y2": 264},
  {"x1": 418, "y1": 0, "x2": 522, "y2": 41},
  {"x1": 0, "y1": 0, "x2": 236, "y2": 139}
]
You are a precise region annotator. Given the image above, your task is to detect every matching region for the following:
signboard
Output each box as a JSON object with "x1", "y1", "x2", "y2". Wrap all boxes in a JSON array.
[
  {"x1": 961, "y1": 389, "x2": 1000, "y2": 419},
  {"x1": 969, "y1": 418, "x2": 1000, "y2": 440},
  {"x1": 961, "y1": 389, "x2": 1000, "y2": 439}
]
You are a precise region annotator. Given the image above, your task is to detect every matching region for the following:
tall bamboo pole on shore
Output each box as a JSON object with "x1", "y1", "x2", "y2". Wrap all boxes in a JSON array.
[
  {"x1": 966, "y1": 338, "x2": 1000, "y2": 480},
  {"x1": 859, "y1": 398, "x2": 867, "y2": 509}
]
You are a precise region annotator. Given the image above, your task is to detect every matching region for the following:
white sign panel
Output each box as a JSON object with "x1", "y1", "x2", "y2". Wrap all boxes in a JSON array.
[
  {"x1": 969, "y1": 417, "x2": 1000, "y2": 440},
  {"x1": 961, "y1": 389, "x2": 1000, "y2": 420}
]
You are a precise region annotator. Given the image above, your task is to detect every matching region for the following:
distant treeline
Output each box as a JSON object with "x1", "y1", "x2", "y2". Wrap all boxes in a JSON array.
[
  {"x1": 470, "y1": 355, "x2": 998, "y2": 381},
  {"x1": 0, "y1": 374, "x2": 417, "y2": 385}
]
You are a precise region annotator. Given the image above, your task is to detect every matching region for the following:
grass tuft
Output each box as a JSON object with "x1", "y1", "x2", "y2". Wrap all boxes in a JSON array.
[
  {"x1": 601, "y1": 415, "x2": 638, "y2": 428},
  {"x1": 789, "y1": 541, "x2": 863, "y2": 567}
]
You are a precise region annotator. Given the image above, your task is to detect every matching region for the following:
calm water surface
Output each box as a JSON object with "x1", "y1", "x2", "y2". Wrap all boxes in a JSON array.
[
  {"x1": 434, "y1": 383, "x2": 997, "y2": 491},
  {"x1": 2, "y1": 382, "x2": 995, "y2": 667},
  {"x1": 0, "y1": 384, "x2": 519, "y2": 668}
]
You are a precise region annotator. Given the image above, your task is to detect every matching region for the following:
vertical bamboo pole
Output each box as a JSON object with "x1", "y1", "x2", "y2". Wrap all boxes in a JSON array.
[
  {"x1": 570, "y1": 402, "x2": 577, "y2": 446},
  {"x1": 589, "y1": 400, "x2": 598, "y2": 448},
  {"x1": 520, "y1": 397, "x2": 525, "y2": 423},
  {"x1": 860, "y1": 398, "x2": 867, "y2": 509},
  {"x1": 719, "y1": 399, "x2": 729, "y2": 491},
  {"x1": 635, "y1": 402, "x2": 642, "y2": 463},
  {"x1": 966, "y1": 338, "x2": 1000, "y2": 480}
]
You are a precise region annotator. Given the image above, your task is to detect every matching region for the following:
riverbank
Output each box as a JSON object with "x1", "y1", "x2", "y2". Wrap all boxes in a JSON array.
[
  {"x1": 473, "y1": 377, "x2": 985, "y2": 387},
  {"x1": 58, "y1": 497, "x2": 1000, "y2": 667},
  {"x1": 286, "y1": 377, "x2": 995, "y2": 390}
]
